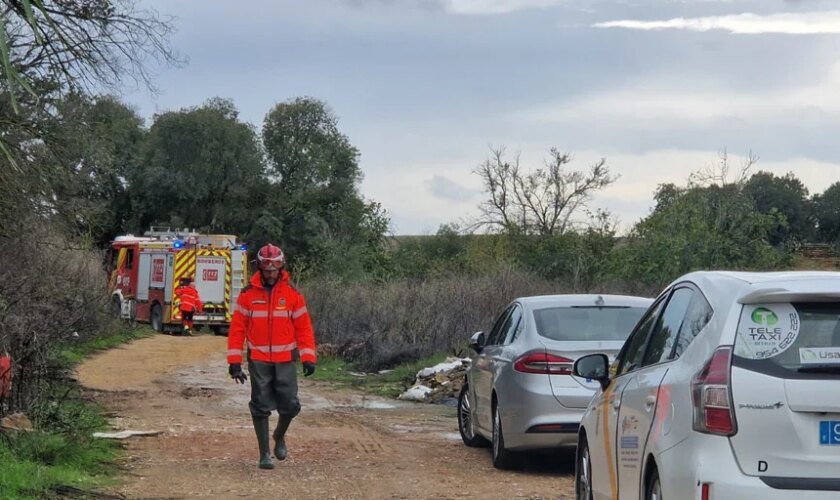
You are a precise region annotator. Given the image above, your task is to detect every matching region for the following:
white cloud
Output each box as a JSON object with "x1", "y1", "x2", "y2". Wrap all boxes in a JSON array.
[
  {"x1": 361, "y1": 159, "x2": 484, "y2": 234},
  {"x1": 424, "y1": 175, "x2": 481, "y2": 202},
  {"x1": 445, "y1": 0, "x2": 565, "y2": 15},
  {"x1": 521, "y1": 60, "x2": 840, "y2": 125},
  {"x1": 594, "y1": 11, "x2": 840, "y2": 35}
]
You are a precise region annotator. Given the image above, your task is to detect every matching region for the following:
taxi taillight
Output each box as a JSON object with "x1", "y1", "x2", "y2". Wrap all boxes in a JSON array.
[{"x1": 691, "y1": 346, "x2": 737, "y2": 436}]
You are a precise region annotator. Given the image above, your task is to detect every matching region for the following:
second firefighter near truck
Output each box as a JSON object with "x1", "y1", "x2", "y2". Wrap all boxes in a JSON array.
[
  {"x1": 174, "y1": 277, "x2": 203, "y2": 335},
  {"x1": 227, "y1": 243, "x2": 317, "y2": 470}
]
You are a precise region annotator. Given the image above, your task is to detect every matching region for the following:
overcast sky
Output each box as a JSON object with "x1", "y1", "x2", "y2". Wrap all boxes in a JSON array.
[{"x1": 127, "y1": 0, "x2": 840, "y2": 234}]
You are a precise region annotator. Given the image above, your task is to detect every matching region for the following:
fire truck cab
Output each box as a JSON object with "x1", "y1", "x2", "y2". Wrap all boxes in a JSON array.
[{"x1": 109, "y1": 227, "x2": 248, "y2": 334}]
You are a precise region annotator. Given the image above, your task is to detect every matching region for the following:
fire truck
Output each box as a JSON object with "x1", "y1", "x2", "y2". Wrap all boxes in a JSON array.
[{"x1": 109, "y1": 227, "x2": 248, "y2": 334}]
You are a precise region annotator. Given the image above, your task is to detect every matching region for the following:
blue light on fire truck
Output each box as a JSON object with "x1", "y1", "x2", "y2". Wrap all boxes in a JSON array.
[
  {"x1": 173, "y1": 240, "x2": 184, "y2": 249},
  {"x1": 239, "y1": 244, "x2": 247, "y2": 251}
]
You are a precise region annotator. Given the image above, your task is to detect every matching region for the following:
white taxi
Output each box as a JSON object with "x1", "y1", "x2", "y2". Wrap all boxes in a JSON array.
[{"x1": 573, "y1": 271, "x2": 840, "y2": 500}]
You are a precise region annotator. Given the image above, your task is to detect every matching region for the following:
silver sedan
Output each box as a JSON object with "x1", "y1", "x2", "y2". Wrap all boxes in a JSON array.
[{"x1": 458, "y1": 294, "x2": 652, "y2": 469}]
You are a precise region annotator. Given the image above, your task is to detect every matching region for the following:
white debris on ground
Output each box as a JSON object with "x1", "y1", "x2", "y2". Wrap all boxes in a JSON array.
[
  {"x1": 398, "y1": 357, "x2": 470, "y2": 404},
  {"x1": 93, "y1": 430, "x2": 162, "y2": 440},
  {"x1": 398, "y1": 384, "x2": 433, "y2": 401},
  {"x1": 416, "y1": 359, "x2": 467, "y2": 378}
]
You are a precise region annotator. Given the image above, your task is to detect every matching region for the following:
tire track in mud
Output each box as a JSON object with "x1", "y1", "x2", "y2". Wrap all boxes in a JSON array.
[{"x1": 78, "y1": 335, "x2": 575, "y2": 499}]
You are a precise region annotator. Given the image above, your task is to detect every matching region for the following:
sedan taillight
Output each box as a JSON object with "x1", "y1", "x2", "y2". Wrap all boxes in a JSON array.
[
  {"x1": 514, "y1": 352, "x2": 573, "y2": 375},
  {"x1": 691, "y1": 346, "x2": 737, "y2": 436}
]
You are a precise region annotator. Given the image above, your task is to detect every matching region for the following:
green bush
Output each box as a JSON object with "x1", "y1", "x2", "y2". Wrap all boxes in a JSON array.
[
  {"x1": 509, "y1": 229, "x2": 617, "y2": 289},
  {"x1": 614, "y1": 184, "x2": 791, "y2": 288}
]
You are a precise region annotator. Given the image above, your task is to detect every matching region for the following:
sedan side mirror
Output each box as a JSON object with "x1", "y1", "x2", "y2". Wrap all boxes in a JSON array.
[
  {"x1": 469, "y1": 331, "x2": 486, "y2": 354},
  {"x1": 573, "y1": 353, "x2": 610, "y2": 390}
]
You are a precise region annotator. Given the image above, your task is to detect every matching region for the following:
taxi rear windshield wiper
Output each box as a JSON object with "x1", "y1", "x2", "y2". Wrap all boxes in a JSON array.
[{"x1": 797, "y1": 365, "x2": 840, "y2": 374}]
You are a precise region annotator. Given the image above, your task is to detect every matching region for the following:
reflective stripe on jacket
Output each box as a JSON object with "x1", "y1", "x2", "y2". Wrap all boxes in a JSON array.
[
  {"x1": 227, "y1": 271, "x2": 317, "y2": 365},
  {"x1": 175, "y1": 285, "x2": 203, "y2": 313}
]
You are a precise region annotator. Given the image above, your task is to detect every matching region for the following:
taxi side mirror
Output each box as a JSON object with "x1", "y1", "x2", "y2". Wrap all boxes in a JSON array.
[{"x1": 573, "y1": 353, "x2": 610, "y2": 390}]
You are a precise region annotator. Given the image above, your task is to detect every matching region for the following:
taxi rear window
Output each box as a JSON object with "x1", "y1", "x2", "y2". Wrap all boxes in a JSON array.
[{"x1": 733, "y1": 302, "x2": 840, "y2": 378}]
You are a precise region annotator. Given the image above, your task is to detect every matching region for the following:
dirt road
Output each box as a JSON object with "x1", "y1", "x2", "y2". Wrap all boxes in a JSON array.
[{"x1": 77, "y1": 335, "x2": 575, "y2": 499}]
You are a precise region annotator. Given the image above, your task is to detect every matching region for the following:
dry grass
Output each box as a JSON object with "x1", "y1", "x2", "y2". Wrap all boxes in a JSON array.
[
  {"x1": 303, "y1": 266, "x2": 643, "y2": 371},
  {"x1": 793, "y1": 256, "x2": 840, "y2": 271},
  {"x1": 0, "y1": 219, "x2": 112, "y2": 417}
]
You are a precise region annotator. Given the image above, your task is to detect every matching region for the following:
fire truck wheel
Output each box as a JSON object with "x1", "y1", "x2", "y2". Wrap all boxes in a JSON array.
[
  {"x1": 111, "y1": 296, "x2": 122, "y2": 319},
  {"x1": 211, "y1": 326, "x2": 228, "y2": 337},
  {"x1": 151, "y1": 304, "x2": 163, "y2": 333},
  {"x1": 128, "y1": 300, "x2": 138, "y2": 329}
]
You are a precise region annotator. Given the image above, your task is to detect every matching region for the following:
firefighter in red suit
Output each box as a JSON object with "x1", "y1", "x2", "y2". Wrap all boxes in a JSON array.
[
  {"x1": 226, "y1": 244, "x2": 317, "y2": 469},
  {"x1": 174, "y1": 277, "x2": 203, "y2": 335}
]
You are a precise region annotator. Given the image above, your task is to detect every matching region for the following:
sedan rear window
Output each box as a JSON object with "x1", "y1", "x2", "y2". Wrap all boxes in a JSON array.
[
  {"x1": 734, "y1": 302, "x2": 840, "y2": 377},
  {"x1": 533, "y1": 306, "x2": 647, "y2": 341}
]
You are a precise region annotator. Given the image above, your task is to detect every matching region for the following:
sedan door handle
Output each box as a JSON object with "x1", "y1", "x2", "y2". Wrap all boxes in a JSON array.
[
  {"x1": 645, "y1": 394, "x2": 657, "y2": 410},
  {"x1": 611, "y1": 398, "x2": 621, "y2": 411}
]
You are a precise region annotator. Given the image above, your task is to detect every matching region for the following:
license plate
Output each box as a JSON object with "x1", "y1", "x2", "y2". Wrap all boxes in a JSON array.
[{"x1": 819, "y1": 421, "x2": 840, "y2": 445}]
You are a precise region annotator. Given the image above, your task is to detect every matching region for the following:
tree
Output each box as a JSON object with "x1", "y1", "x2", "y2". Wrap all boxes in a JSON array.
[
  {"x1": 689, "y1": 150, "x2": 757, "y2": 188},
  {"x1": 472, "y1": 147, "x2": 616, "y2": 235},
  {"x1": 261, "y1": 97, "x2": 389, "y2": 276},
  {"x1": 814, "y1": 182, "x2": 840, "y2": 244},
  {"x1": 652, "y1": 183, "x2": 682, "y2": 211},
  {"x1": 616, "y1": 183, "x2": 790, "y2": 288},
  {"x1": 31, "y1": 94, "x2": 146, "y2": 246},
  {"x1": 128, "y1": 98, "x2": 266, "y2": 235},
  {"x1": 1, "y1": 0, "x2": 179, "y2": 97},
  {"x1": 743, "y1": 171, "x2": 814, "y2": 244},
  {"x1": 0, "y1": 0, "x2": 177, "y2": 231}
]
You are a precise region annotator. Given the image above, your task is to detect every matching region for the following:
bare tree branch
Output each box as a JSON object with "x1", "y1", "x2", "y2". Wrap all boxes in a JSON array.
[
  {"x1": 470, "y1": 147, "x2": 617, "y2": 235},
  {"x1": 471, "y1": 146, "x2": 520, "y2": 233},
  {"x1": 689, "y1": 148, "x2": 759, "y2": 188},
  {"x1": 4, "y1": 0, "x2": 182, "y2": 96}
]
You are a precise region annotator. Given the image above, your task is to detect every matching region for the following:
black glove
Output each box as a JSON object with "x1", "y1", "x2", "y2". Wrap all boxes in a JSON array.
[
  {"x1": 229, "y1": 363, "x2": 247, "y2": 384},
  {"x1": 302, "y1": 362, "x2": 316, "y2": 377}
]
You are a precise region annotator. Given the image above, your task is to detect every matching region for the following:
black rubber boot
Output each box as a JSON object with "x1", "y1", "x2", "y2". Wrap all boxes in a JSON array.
[
  {"x1": 273, "y1": 416, "x2": 291, "y2": 460},
  {"x1": 252, "y1": 416, "x2": 274, "y2": 469}
]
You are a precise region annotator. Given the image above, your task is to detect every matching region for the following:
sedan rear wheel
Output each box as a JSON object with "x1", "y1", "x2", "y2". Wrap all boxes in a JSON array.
[
  {"x1": 458, "y1": 384, "x2": 489, "y2": 448},
  {"x1": 491, "y1": 404, "x2": 515, "y2": 470}
]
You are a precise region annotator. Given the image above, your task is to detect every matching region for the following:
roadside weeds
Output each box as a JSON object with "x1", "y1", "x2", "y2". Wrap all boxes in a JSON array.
[{"x1": 0, "y1": 325, "x2": 153, "y2": 500}]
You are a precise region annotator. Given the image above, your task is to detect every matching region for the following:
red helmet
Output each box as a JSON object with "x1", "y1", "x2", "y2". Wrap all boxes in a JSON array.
[{"x1": 257, "y1": 244, "x2": 285, "y2": 270}]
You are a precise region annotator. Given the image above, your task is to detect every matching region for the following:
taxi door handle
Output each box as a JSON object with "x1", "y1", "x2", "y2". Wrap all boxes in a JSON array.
[
  {"x1": 645, "y1": 395, "x2": 657, "y2": 411},
  {"x1": 611, "y1": 398, "x2": 621, "y2": 411}
]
